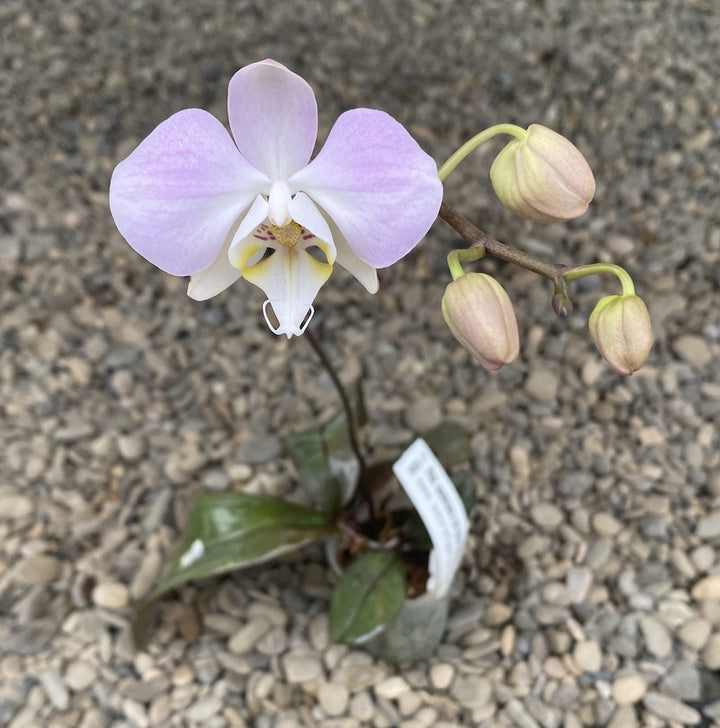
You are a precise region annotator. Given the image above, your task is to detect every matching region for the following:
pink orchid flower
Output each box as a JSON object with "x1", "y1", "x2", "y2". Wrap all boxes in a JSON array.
[{"x1": 109, "y1": 60, "x2": 442, "y2": 337}]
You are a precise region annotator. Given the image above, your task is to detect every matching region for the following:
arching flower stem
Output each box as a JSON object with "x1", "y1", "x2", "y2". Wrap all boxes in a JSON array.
[
  {"x1": 562, "y1": 263, "x2": 636, "y2": 297},
  {"x1": 438, "y1": 124, "x2": 527, "y2": 182},
  {"x1": 304, "y1": 329, "x2": 375, "y2": 522}
]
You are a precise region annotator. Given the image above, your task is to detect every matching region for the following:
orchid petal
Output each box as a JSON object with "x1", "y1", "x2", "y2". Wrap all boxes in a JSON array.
[
  {"x1": 110, "y1": 109, "x2": 269, "y2": 276},
  {"x1": 187, "y1": 238, "x2": 241, "y2": 301},
  {"x1": 229, "y1": 195, "x2": 269, "y2": 256},
  {"x1": 244, "y1": 247, "x2": 333, "y2": 338},
  {"x1": 291, "y1": 109, "x2": 443, "y2": 268},
  {"x1": 228, "y1": 60, "x2": 318, "y2": 179},
  {"x1": 324, "y1": 216, "x2": 379, "y2": 293},
  {"x1": 288, "y1": 193, "x2": 336, "y2": 263}
]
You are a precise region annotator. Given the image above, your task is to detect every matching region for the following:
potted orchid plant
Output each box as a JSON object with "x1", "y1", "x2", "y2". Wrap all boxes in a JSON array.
[{"x1": 110, "y1": 60, "x2": 652, "y2": 662}]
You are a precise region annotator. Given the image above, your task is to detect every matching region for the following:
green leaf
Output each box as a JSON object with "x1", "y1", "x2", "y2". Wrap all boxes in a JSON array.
[
  {"x1": 451, "y1": 472, "x2": 477, "y2": 515},
  {"x1": 282, "y1": 428, "x2": 338, "y2": 511},
  {"x1": 282, "y1": 385, "x2": 364, "y2": 512},
  {"x1": 322, "y1": 406, "x2": 361, "y2": 506},
  {"x1": 423, "y1": 422, "x2": 471, "y2": 466},
  {"x1": 132, "y1": 492, "x2": 333, "y2": 646},
  {"x1": 329, "y1": 550, "x2": 406, "y2": 644}
]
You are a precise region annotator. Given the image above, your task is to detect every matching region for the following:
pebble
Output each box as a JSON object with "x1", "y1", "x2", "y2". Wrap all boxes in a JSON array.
[
  {"x1": 611, "y1": 675, "x2": 647, "y2": 705},
  {"x1": 256, "y1": 626, "x2": 288, "y2": 655},
  {"x1": 607, "y1": 705, "x2": 638, "y2": 728},
  {"x1": 185, "y1": 696, "x2": 223, "y2": 722},
  {"x1": 123, "y1": 697, "x2": 149, "y2": 728},
  {"x1": 40, "y1": 668, "x2": 70, "y2": 710},
  {"x1": 228, "y1": 617, "x2": 272, "y2": 653},
  {"x1": 91, "y1": 582, "x2": 130, "y2": 609},
  {"x1": 117, "y1": 433, "x2": 145, "y2": 462},
  {"x1": 662, "y1": 665, "x2": 701, "y2": 700},
  {"x1": 572, "y1": 640, "x2": 602, "y2": 673},
  {"x1": 429, "y1": 663, "x2": 455, "y2": 690},
  {"x1": 677, "y1": 617, "x2": 711, "y2": 650},
  {"x1": 530, "y1": 503, "x2": 564, "y2": 531},
  {"x1": 702, "y1": 633, "x2": 720, "y2": 669},
  {"x1": 691, "y1": 574, "x2": 720, "y2": 600},
  {"x1": 505, "y1": 698, "x2": 541, "y2": 728},
  {"x1": 449, "y1": 674, "x2": 491, "y2": 709},
  {"x1": 349, "y1": 691, "x2": 375, "y2": 722},
  {"x1": 644, "y1": 691, "x2": 702, "y2": 725},
  {"x1": 696, "y1": 513, "x2": 720, "y2": 539},
  {"x1": 592, "y1": 512, "x2": 622, "y2": 537},
  {"x1": 525, "y1": 370, "x2": 559, "y2": 402},
  {"x1": 484, "y1": 602, "x2": 513, "y2": 626},
  {"x1": 672, "y1": 334, "x2": 712, "y2": 370},
  {"x1": 0, "y1": 491, "x2": 34, "y2": 520},
  {"x1": 13, "y1": 555, "x2": 61, "y2": 585},
  {"x1": 282, "y1": 653, "x2": 323, "y2": 684},
  {"x1": 404, "y1": 396, "x2": 442, "y2": 432},
  {"x1": 64, "y1": 661, "x2": 97, "y2": 692},
  {"x1": 375, "y1": 676, "x2": 410, "y2": 699},
  {"x1": 567, "y1": 567, "x2": 593, "y2": 604},
  {"x1": 237, "y1": 436, "x2": 282, "y2": 464},
  {"x1": 171, "y1": 665, "x2": 194, "y2": 687},
  {"x1": 639, "y1": 614, "x2": 673, "y2": 658},
  {"x1": 318, "y1": 682, "x2": 350, "y2": 716},
  {"x1": 690, "y1": 545, "x2": 715, "y2": 572}
]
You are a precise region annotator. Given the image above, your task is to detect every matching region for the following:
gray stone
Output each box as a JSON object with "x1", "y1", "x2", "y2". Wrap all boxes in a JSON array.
[
  {"x1": 644, "y1": 691, "x2": 701, "y2": 725},
  {"x1": 661, "y1": 665, "x2": 701, "y2": 700},
  {"x1": 40, "y1": 668, "x2": 70, "y2": 710},
  {"x1": 65, "y1": 661, "x2": 98, "y2": 692},
  {"x1": 504, "y1": 698, "x2": 541, "y2": 728},
  {"x1": 677, "y1": 617, "x2": 711, "y2": 650},
  {"x1": 282, "y1": 653, "x2": 323, "y2": 684},
  {"x1": 672, "y1": 335, "x2": 712, "y2": 370},
  {"x1": 449, "y1": 674, "x2": 491, "y2": 709},
  {"x1": 567, "y1": 567, "x2": 593, "y2": 604},
  {"x1": 531, "y1": 503, "x2": 564, "y2": 531},
  {"x1": 185, "y1": 696, "x2": 223, "y2": 723},
  {"x1": 237, "y1": 436, "x2": 282, "y2": 464},
  {"x1": 91, "y1": 582, "x2": 130, "y2": 610},
  {"x1": 13, "y1": 555, "x2": 61, "y2": 585},
  {"x1": 639, "y1": 615, "x2": 673, "y2": 658},
  {"x1": 318, "y1": 682, "x2": 350, "y2": 717},
  {"x1": 611, "y1": 675, "x2": 646, "y2": 705},
  {"x1": 404, "y1": 395, "x2": 442, "y2": 432},
  {"x1": 607, "y1": 705, "x2": 638, "y2": 728},
  {"x1": 573, "y1": 640, "x2": 602, "y2": 673},
  {"x1": 697, "y1": 512, "x2": 720, "y2": 539}
]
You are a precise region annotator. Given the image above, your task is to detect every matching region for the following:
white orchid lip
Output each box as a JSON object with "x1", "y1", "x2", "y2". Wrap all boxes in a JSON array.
[
  {"x1": 109, "y1": 59, "x2": 443, "y2": 337},
  {"x1": 231, "y1": 220, "x2": 336, "y2": 338}
]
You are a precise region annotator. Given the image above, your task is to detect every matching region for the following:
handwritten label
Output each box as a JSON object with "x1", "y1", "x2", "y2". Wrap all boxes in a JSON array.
[{"x1": 393, "y1": 439, "x2": 469, "y2": 596}]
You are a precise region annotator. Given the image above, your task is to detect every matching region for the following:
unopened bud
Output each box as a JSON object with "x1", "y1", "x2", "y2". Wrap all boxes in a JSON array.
[
  {"x1": 588, "y1": 294, "x2": 653, "y2": 375},
  {"x1": 442, "y1": 273, "x2": 520, "y2": 370},
  {"x1": 490, "y1": 124, "x2": 596, "y2": 223}
]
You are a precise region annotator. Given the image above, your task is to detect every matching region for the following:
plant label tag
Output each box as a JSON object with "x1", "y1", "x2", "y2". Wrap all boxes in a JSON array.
[{"x1": 393, "y1": 438, "x2": 469, "y2": 596}]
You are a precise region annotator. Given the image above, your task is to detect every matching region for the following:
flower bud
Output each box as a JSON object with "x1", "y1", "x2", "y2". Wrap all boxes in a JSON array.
[
  {"x1": 490, "y1": 124, "x2": 595, "y2": 223},
  {"x1": 588, "y1": 294, "x2": 653, "y2": 375},
  {"x1": 442, "y1": 273, "x2": 520, "y2": 370}
]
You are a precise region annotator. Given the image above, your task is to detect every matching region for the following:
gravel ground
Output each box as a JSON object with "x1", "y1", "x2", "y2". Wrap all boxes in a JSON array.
[{"x1": 2, "y1": 1, "x2": 720, "y2": 727}]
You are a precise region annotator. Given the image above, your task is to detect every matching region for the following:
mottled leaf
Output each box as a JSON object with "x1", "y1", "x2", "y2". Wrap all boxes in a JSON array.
[{"x1": 329, "y1": 550, "x2": 405, "y2": 644}]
